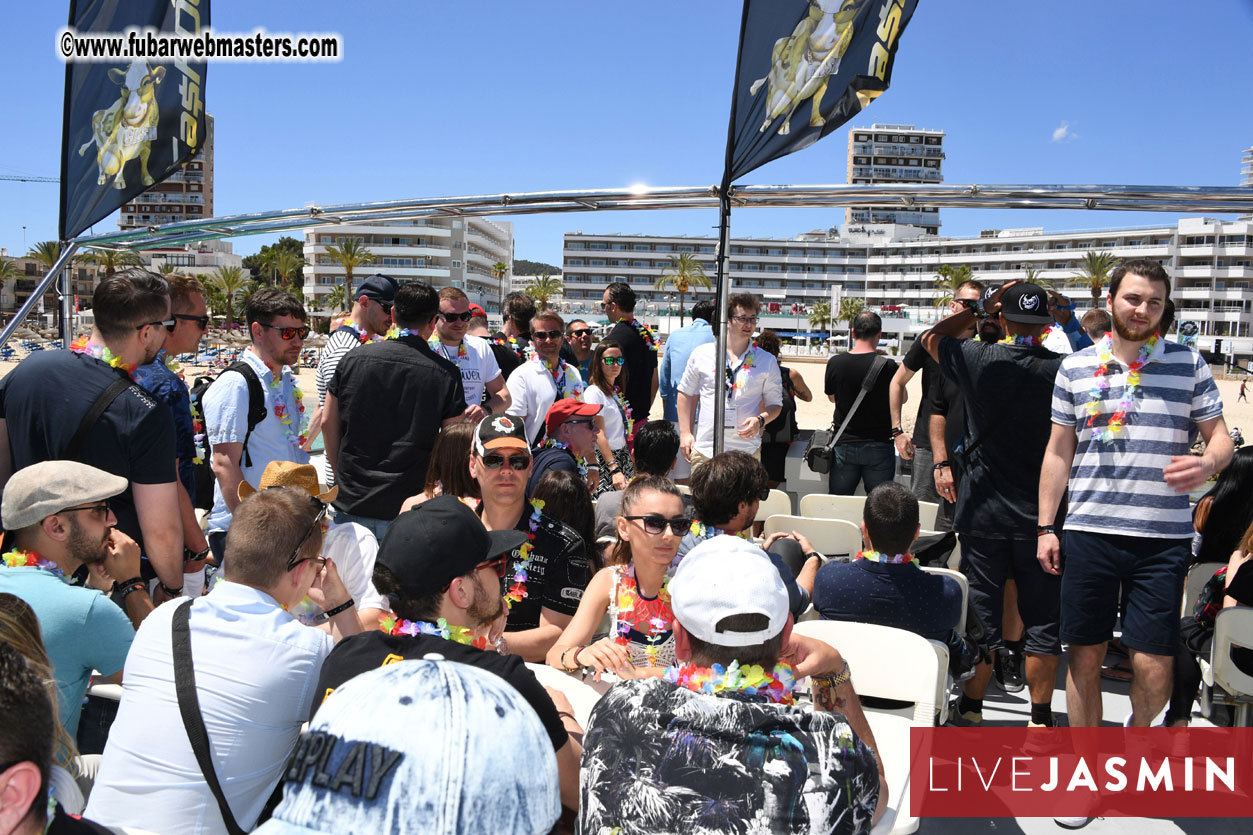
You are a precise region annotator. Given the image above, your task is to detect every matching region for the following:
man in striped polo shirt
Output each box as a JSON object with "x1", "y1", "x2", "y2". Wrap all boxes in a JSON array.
[{"x1": 1038, "y1": 259, "x2": 1233, "y2": 728}]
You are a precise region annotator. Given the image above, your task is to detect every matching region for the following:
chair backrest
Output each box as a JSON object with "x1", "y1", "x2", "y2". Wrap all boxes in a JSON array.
[
  {"x1": 919, "y1": 566, "x2": 968, "y2": 635},
  {"x1": 754, "y1": 488, "x2": 793, "y2": 522},
  {"x1": 524, "y1": 662, "x2": 605, "y2": 728},
  {"x1": 916, "y1": 501, "x2": 939, "y2": 531},
  {"x1": 1184, "y1": 561, "x2": 1225, "y2": 617},
  {"x1": 1211, "y1": 607, "x2": 1253, "y2": 701},
  {"x1": 792, "y1": 620, "x2": 941, "y2": 725},
  {"x1": 675, "y1": 483, "x2": 692, "y2": 495},
  {"x1": 763, "y1": 515, "x2": 862, "y2": 560},
  {"x1": 798, "y1": 493, "x2": 866, "y2": 524}
]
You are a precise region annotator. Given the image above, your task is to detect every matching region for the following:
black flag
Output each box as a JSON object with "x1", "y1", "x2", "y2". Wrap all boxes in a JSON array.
[
  {"x1": 59, "y1": 0, "x2": 210, "y2": 240},
  {"x1": 727, "y1": 0, "x2": 918, "y2": 182}
]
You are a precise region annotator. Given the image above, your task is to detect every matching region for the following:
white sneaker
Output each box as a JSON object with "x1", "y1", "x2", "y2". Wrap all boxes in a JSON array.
[{"x1": 1054, "y1": 817, "x2": 1092, "y2": 829}]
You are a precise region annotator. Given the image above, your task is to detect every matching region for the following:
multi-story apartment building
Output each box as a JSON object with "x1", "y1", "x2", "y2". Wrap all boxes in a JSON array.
[
  {"x1": 0, "y1": 250, "x2": 98, "y2": 327},
  {"x1": 145, "y1": 240, "x2": 243, "y2": 279},
  {"x1": 1242, "y1": 144, "x2": 1252, "y2": 221},
  {"x1": 562, "y1": 216, "x2": 1253, "y2": 365},
  {"x1": 301, "y1": 217, "x2": 512, "y2": 310},
  {"x1": 846, "y1": 123, "x2": 944, "y2": 234},
  {"x1": 119, "y1": 114, "x2": 214, "y2": 230}
]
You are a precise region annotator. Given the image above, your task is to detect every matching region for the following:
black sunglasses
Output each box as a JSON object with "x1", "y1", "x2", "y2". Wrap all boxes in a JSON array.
[
  {"x1": 441, "y1": 310, "x2": 474, "y2": 322},
  {"x1": 481, "y1": 452, "x2": 531, "y2": 471},
  {"x1": 532, "y1": 329, "x2": 562, "y2": 341},
  {"x1": 624, "y1": 515, "x2": 691, "y2": 536},
  {"x1": 169, "y1": 313, "x2": 210, "y2": 331},
  {"x1": 568, "y1": 328, "x2": 593, "y2": 338},
  {"x1": 279, "y1": 491, "x2": 329, "y2": 571},
  {"x1": 59, "y1": 499, "x2": 111, "y2": 518},
  {"x1": 377, "y1": 301, "x2": 394, "y2": 314},
  {"x1": 259, "y1": 323, "x2": 311, "y2": 341},
  {"x1": 563, "y1": 418, "x2": 595, "y2": 428},
  {"x1": 136, "y1": 318, "x2": 176, "y2": 331}
]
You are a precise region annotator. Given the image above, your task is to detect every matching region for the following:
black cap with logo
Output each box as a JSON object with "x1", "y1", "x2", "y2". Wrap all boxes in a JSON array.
[{"x1": 1000, "y1": 282, "x2": 1053, "y2": 324}]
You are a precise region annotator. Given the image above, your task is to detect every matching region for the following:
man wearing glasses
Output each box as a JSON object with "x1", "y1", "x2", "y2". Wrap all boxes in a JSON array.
[
  {"x1": 560, "y1": 318, "x2": 595, "y2": 380},
  {"x1": 0, "y1": 269, "x2": 184, "y2": 604},
  {"x1": 432, "y1": 286, "x2": 510, "y2": 421},
  {"x1": 602, "y1": 282, "x2": 659, "y2": 422},
  {"x1": 527, "y1": 398, "x2": 603, "y2": 495},
  {"x1": 471, "y1": 415, "x2": 591, "y2": 661},
  {"x1": 134, "y1": 273, "x2": 213, "y2": 596},
  {"x1": 203, "y1": 288, "x2": 311, "y2": 565},
  {"x1": 505, "y1": 309, "x2": 585, "y2": 446}
]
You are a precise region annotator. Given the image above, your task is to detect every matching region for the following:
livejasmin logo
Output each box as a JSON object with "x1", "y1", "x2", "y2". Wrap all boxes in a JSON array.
[{"x1": 927, "y1": 753, "x2": 1235, "y2": 793}]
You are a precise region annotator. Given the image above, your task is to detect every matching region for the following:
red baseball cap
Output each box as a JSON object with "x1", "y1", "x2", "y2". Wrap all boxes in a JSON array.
[
  {"x1": 468, "y1": 303, "x2": 487, "y2": 317},
  {"x1": 543, "y1": 398, "x2": 601, "y2": 438}
]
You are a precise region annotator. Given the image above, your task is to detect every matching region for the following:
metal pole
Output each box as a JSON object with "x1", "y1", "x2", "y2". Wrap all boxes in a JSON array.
[
  {"x1": 712, "y1": 192, "x2": 732, "y2": 456},
  {"x1": 59, "y1": 244, "x2": 74, "y2": 344},
  {"x1": 0, "y1": 241, "x2": 79, "y2": 350}
]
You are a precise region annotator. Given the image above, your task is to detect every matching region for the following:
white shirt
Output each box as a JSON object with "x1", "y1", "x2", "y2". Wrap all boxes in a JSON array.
[
  {"x1": 678, "y1": 342, "x2": 783, "y2": 457},
  {"x1": 86, "y1": 582, "x2": 334, "y2": 835},
  {"x1": 505, "y1": 355, "x2": 584, "y2": 444},
  {"x1": 429, "y1": 333, "x2": 501, "y2": 408},
  {"x1": 289, "y1": 521, "x2": 387, "y2": 624},
  {"x1": 584, "y1": 384, "x2": 627, "y2": 450},
  {"x1": 1043, "y1": 326, "x2": 1073, "y2": 355}
]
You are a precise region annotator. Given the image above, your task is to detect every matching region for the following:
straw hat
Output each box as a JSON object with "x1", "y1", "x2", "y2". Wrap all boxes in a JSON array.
[{"x1": 238, "y1": 461, "x2": 339, "y2": 504}]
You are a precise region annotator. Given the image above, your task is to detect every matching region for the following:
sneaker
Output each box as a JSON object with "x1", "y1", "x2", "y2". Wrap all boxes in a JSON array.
[
  {"x1": 1027, "y1": 713, "x2": 1057, "y2": 728},
  {"x1": 946, "y1": 698, "x2": 982, "y2": 727},
  {"x1": 1054, "y1": 817, "x2": 1092, "y2": 829},
  {"x1": 993, "y1": 648, "x2": 1025, "y2": 693}
]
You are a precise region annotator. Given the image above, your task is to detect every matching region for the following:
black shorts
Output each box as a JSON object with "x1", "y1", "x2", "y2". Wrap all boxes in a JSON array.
[
  {"x1": 1060, "y1": 530, "x2": 1190, "y2": 657},
  {"x1": 960, "y1": 534, "x2": 1062, "y2": 655}
]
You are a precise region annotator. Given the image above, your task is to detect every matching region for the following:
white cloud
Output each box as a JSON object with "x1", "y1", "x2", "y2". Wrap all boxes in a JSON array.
[{"x1": 1051, "y1": 121, "x2": 1078, "y2": 143}]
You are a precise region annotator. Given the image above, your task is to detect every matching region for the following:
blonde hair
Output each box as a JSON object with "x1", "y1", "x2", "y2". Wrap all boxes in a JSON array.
[{"x1": 0, "y1": 593, "x2": 79, "y2": 767}]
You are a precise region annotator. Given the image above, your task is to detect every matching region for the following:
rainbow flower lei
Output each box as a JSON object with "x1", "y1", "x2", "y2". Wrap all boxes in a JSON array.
[
  {"x1": 855, "y1": 549, "x2": 919, "y2": 567},
  {"x1": 613, "y1": 385, "x2": 634, "y2": 437},
  {"x1": 625, "y1": 318, "x2": 659, "y2": 354},
  {"x1": 380, "y1": 615, "x2": 489, "y2": 650},
  {"x1": 612, "y1": 568, "x2": 672, "y2": 667},
  {"x1": 189, "y1": 395, "x2": 206, "y2": 465},
  {"x1": 266, "y1": 372, "x2": 309, "y2": 452},
  {"x1": 536, "y1": 355, "x2": 582, "y2": 399},
  {"x1": 689, "y1": 520, "x2": 752, "y2": 541},
  {"x1": 340, "y1": 319, "x2": 387, "y2": 344},
  {"x1": 997, "y1": 332, "x2": 1046, "y2": 348},
  {"x1": 505, "y1": 499, "x2": 545, "y2": 609},
  {"x1": 540, "y1": 438, "x2": 589, "y2": 479},
  {"x1": 664, "y1": 659, "x2": 800, "y2": 705},
  {"x1": 1, "y1": 549, "x2": 66, "y2": 582},
  {"x1": 1085, "y1": 333, "x2": 1159, "y2": 443},
  {"x1": 724, "y1": 346, "x2": 758, "y2": 397},
  {"x1": 494, "y1": 333, "x2": 535, "y2": 361},
  {"x1": 429, "y1": 336, "x2": 469, "y2": 362},
  {"x1": 69, "y1": 336, "x2": 136, "y2": 378},
  {"x1": 388, "y1": 328, "x2": 417, "y2": 340}
]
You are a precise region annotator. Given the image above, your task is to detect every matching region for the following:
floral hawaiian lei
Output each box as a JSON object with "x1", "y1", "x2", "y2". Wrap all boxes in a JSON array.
[
  {"x1": 340, "y1": 319, "x2": 387, "y2": 344},
  {"x1": 267, "y1": 371, "x2": 309, "y2": 452},
  {"x1": 536, "y1": 355, "x2": 582, "y2": 399},
  {"x1": 613, "y1": 385, "x2": 634, "y2": 437},
  {"x1": 855, "y1": 549, "x2": 919, "y2": 567},
  {"x1": 493, "y1": 333, "x2": 534, "y2": 361},
  {"x1": 1, "y1": 549, "x2": 66, "y2": 582},
  {"x1": 998, "y1": 332, "x2": 1047, "y2": 348},
  {"x1": 1086, "y1": 333, "x2": 1160, "y2": 443},
  {"x1": 624, "y1": 318, "x2": 659, "y2": 354},
  {"x1": 429, "y1": 336, "x2": 469, "y2": 362},
  {"x1": 665, "y1": 659, "x2": 800, "y2": 705},
  {"x1": 724, "y1": 346, "x2": 758, "y2": 398},
  {"x1": 540, "y1": 438, "x2": 589, "y2": 479},
  {"x1": 70, "y1": 336, "x2": 136, "y2": 378},
  {"x1": 689, "y1": 520, "x2": 752, "y2": 541},
  {"x1": 612, "y1": 568, "x2": 672, "y2": 666},
  {"x1": 505, "y1": 499, "x2": 545, "y2": 609},
  {"x1": 380, "y1": 615, "x2": 489, "y2": 650},
  {"x1": 189, "y1": 395, "x2": 206, "y2": 465},
  {"x1": 388, "y1": 328, "x2": 417, "y2": 340}
]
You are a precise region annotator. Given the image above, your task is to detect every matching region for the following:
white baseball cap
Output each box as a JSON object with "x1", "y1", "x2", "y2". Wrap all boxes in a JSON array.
[{"x1": 669, "y1": 535, "x2": 789, "y2": 647}]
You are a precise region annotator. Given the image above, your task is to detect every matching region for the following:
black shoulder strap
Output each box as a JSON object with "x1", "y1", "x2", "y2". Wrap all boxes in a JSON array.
[
  {"x1": 831, "y1": 353, "x2": 890, "y2": 446},
  {"x1": 222, "y1": 362, "x2": 267, "y2": 469},
  {"x1": 63, "y1": 377, "x2": 133, "y2": 460},
  {"x1": 172, "y1": 600, "x2": 247, "y2": 835}
]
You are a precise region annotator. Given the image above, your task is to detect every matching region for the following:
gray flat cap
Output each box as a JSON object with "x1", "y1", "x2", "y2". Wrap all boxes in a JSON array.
[{"x1": 2, "y1": 461, "x2": 127, "y2": 530}]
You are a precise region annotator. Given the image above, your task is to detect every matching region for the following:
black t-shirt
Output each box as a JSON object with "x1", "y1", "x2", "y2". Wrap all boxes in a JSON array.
[
  {"x1": 312, "y1": 630, "x2": 568, "y2": 750},
  {"x1": 823, "y1": 352, "x2": 898, "y2": 444},
  {"x1": 478, "y1": 503, "x2": 591, "y2": 631},
  {"x1": 0, "y1": 350, "x2": 175, "y2": 553},
  {"x1": 490, "y1": 331, "x2": 531, "y2": 381},
  {"x1": 901, "y1": 340, "x2": 936, "y2": 450},
  {"x1": 527, "y1": 446, "x2": 580, "y2": 496},
  {"x1": 937, "y1": 337, "x2": 1062, "y2": 539},
  {"x1": 927, "y1": 358, "x2": 966, "y2": 478},
  {"x1": 328, "y1": 336, "x2": 464, "y2": 519},
  {"x1": 607, "y1": 320, "x2": 657, "y2": 421}
]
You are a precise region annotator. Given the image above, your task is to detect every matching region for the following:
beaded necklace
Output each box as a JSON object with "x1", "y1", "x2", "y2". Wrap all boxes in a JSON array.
[
  {"x1": 266, "y1": 369, "x2": 309, "y2": 452},
  {"x1": 69, "y1": 336, "x2": 136, "y2": 378},
  {"x1": 855, "y1": 549, "x2": 919, "y2": 567},
  {"x1": 505, "y1": 499, "x2": 545, "y2": 609},
  {"x1": 624, "y1": 318, "x2": 659, "y2": 354},
  {"x1": 688, "y1": 520, "x2": 752, "y2": 542},
  {"x1": 380, "y1": 615, "x2": 489, "y2": 650},
  {"x1": 429, "y1": 336, "x2": 469, "y2": 362},
  {"x1": 539, "y1": 438, "x2": 589, "y2": 479},
  {"x1": 612, "y1": 385, "x2": 634, "y2": 437},
  {"x1": 1, "y1": 549, "x2": 66, "y2": 582},
  {"x1": 1086, "y1": 333, "x2": 1159, "y2": 443},
  {"x1": 724, "y1": 346, "x2": 758, "y2": 399},
  {"x1": 612, "y1": 567, "x2": 672, "y2": 666},
  {"x1": 664, "y1": 659, "x2": 800, "y2": 705}
]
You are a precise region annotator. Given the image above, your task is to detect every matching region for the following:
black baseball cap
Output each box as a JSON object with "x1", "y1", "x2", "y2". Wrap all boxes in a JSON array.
[
  {"x1": 376, "y1": 495, "x2": 528, "y2": 598},
  {"x1": 1000, "y1": 282, "x2": 1052, "y2": 324},
  {"x1": 356, "y1": 274, "x2": 400, "y2": 303},
  {"x1": 474, "y1": 414, "x2": 530, "y2": 456}
]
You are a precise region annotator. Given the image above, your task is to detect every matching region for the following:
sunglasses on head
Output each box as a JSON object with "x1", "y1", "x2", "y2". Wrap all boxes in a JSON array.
[
  {"x1": 136, "y1": 318, "x2": 176, "y2": 331},
  {"x1": 441, "y1": 310, "x2": 473, "y2": 322},
  {"x1": 624, "y1": 515, "x2": 691, "y2": 536},
  {"x1": 601, "y1": 356, "x2": 625, "y2": 366},
  {"x1": 569, "y1": 328, "x2": 592, "y2": 338},
  {"x1": 258, "y1": 323, "x2": 311, "y2": 341},
  {"x1": 168, "y1": 313, "x2": 210, "y2": 331},
  {"x1": 531, "y1": 329, "x2": 562, "y2": 341},
  {"x1": 481, "y1": 452, "x2": 531, "y2": 471},
  {"x1": 279, "y1": 490, "x2": 330, "y2": 571}
]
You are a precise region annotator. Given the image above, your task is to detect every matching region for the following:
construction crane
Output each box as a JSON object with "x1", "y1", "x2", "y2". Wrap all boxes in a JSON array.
[{"x1": 0, "y1": 175, "x2": 58, "y2": 183}]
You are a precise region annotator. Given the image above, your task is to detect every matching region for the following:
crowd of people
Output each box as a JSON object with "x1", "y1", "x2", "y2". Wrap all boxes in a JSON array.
[{"x1": 0, "y1": 261, "x2": 1244, "y2": 834}]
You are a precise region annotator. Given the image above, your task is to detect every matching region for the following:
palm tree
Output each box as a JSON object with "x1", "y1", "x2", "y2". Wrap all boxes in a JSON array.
[
  {"x1": 323, "y1": 283, "x2": 349, "y2": 313},
  {"x1": 157, "y1": 262, "x2": 177, "y2": 275},
  {"x1": 654, "y1": 253, "x2": 712, "y2": 326},
  {"x1": 838, "y1": 297, "x2": 865, "y2": 348},
  {"x1": 1072, "y1": 251, "x2": 1120, "y2": 306},
  {"x1": 80, "y1": 248, "x2": 142, "y2": 277},
  {"x1": 0, "y1": 260, "x2": 20, "y2": 313},
  {"x1": 323, "y1": 237, "x2": 376, "y2": 302},
  {"x1": 273, "y1": 250, "x2": 306, "y2": 293},
  {"x1": 933, "y1": 264, "x2": 973, "y2": 308},
  {"x1": 204, "y1": 265, "x2": 251, "y2": 327},
  {"x1": 26, "y1": 241, "x2": 86, "y2": 326},
  {"x1": 524, "y1": 274, "x2": 563, "y2": 310},
  {"x1": 491, "y1": 261, "x2": 510, "y2": 312},
  {"x1": 808, "y1": 300, "x2": 832, "y2": 345}
]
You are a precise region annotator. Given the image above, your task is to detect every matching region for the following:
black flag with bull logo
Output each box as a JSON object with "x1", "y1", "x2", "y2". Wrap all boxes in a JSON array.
[
  {"x1": 59, "y1": 0, "x2": 210, "y2": 240},
  {"x1": 726, "y1": 0, "x2": 918, "y2": 182}
]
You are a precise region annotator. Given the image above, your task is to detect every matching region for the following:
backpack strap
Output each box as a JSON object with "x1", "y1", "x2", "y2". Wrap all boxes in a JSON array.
[
  {"x1": 62, "y1": 376, "x2": 134, "y2": 460},
  {"x1": 221, "y1": 362, "x2": 267, "y2": 469},
  {"x1": 831, "y1": 354, "x2": 891, "y2": 447}
]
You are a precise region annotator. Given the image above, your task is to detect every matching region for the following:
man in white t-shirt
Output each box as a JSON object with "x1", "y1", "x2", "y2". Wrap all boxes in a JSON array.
[
  {"x1": 430, "y1": 287, "x2": 509, "y2": 422},
  {"x1": 677, "y1": 293, "x2": 783, "y2": 467},
  {"x1": 506, "y1": 309, "x2": 585, "y2": 445}
]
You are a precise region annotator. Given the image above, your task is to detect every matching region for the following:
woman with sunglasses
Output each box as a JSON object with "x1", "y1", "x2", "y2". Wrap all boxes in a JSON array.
[
  {"x1": 583, "y1": 340, "x2": 634, "y2": 497},
  {"x1": 546, "y1": 475, "x2": 686, "y2": 680}
]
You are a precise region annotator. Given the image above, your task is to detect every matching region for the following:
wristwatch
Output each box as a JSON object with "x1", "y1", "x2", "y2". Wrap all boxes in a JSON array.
[
  {"x1": 933, "y1": 460, "x2": 950, "y2": 471},
  {"x1": 1036, "y1": 524, "x2": 1057, "y2": 536},
  {"x1": 891, "y1": 427, "x2": 905, "y2": 438}
]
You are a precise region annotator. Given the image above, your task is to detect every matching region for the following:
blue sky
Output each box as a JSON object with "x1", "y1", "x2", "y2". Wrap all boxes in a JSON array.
[{"x1": 3, "y1": 0, "x2": 1252, "y2": 266}]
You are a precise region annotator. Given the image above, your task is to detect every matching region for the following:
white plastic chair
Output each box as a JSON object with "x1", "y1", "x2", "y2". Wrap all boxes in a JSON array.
[
  {"x1": 918, "y1": 566, "x2": 968, "y2": 636},
  {"x1": 916, "y1": 501, "x2": 939, "y2": 531},
  {"x1": 918, "y1": 529, "x2": 961, "y2": 570},
  {"x1": 798, "y1": 493, "x2": 866, "y2": 524},
  {"x1": 762, "y1": 515, "x2": 862, "y2": 560},
  {"x1": 525, "y1": 662, "x2": 605, "y2": 729},
  {"x1": 1200, "y1": 607, "x2": 1253, "y2": 727},
  {"x1": 1183, "y1": 561, "x2": 1224, "y2": 617},
  {"x1": 793, "y1": 620, "x2": 942, "y2": 835},
  {"x1": 754, "y1": 488, "x2": 793, "y2": 522}
]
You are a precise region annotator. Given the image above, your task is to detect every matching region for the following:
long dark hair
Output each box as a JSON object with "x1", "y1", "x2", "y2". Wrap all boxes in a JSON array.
[
  {"x1": 609, "y1": 475, "x2": 683, "y2": 567},
  {"x1": 422, "y1": 423, "x2": 481, "y2": 501},
  {"x1": 532, "y1": 470, "x2": 599, "y2": 569},
  {"x1": 1196, "y1": 447, "x2": 1253, "y2": 564},
  {"x1": 589, "y1": 339, "x2": 629, "y2": 395}
]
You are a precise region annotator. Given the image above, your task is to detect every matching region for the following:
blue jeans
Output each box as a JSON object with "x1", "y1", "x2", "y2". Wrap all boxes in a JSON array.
[
  {"x1": 333, "y1": 510, "x2": 391, "y2": 543},
  {"x1": 828, "y1": 441, "x2": 895, "y2": 496}
]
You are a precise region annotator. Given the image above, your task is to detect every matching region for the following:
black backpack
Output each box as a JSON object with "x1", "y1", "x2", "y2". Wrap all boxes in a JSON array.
[
  {"x1": 764, "y1": 364, "x2": 798, "y2": 443},
  {"x1": 190, "y1": 362, "x2": 267, "y2": 511}
]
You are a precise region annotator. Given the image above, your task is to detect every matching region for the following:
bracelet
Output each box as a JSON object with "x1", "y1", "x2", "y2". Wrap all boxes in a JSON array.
[
  {"x1": 608, "y1": 465, "x2": 622, "y2": 474},
  {"x1": 118, "y1": 581, "x2": 147, "y2": 600},
  {"x1": 556, "y1": 710, "x2": 578, "y2": 724},
  {"x1": 323, "y1": 599, "x2": 354, "y2": 617},
  {"x1": 1036, "y1": 525, "x2": 1057, "y2": 536},
  {"x1": 812, "y1": 660, "x2": 852, "y2": 689},
  {"x1": 158, "y1": 580, "x2": 183, "y2": 597},
  {"x1": 561, "y1": 645, "x2": 586, "y2": 673},
  {"x1": 115, "y1": 576, "x2": 145, "y2": 590},
  {"x1": 890, "y1": 427, "x2": 904, "y2": 438},
  {"x1": 933, "y1": 461, "x2": 950, "y2": 471},
  {"x1": 803, "y1": 551, "x2": 822, "y2": 562},
  {"x1": 184, "y1": 546, "x2": 210, "y2": 563}
]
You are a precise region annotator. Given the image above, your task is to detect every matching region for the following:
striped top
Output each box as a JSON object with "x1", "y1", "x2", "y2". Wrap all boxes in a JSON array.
[{"x1": 1051, "y1": 337, "x2": 1223, "y2": 538}]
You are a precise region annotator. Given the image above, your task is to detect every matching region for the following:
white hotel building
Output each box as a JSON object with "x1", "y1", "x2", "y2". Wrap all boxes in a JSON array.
[
  {"x1": 301, "y1": 218, "x2": 513, "y2": 310},
  {"x1": 561, "y1": 216, "x2": 1253, "y2": 366}
]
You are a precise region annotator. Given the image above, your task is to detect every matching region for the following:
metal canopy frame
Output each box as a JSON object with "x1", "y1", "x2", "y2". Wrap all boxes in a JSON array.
[{"x1": 6, "y1": 182, "x2": 1253, "y2": 349}]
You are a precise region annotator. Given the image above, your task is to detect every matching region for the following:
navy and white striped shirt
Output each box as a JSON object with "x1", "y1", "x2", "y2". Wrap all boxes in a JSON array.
[{"x1": 1051, "y1": 338, "x2": 1223, "y2": 538}]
